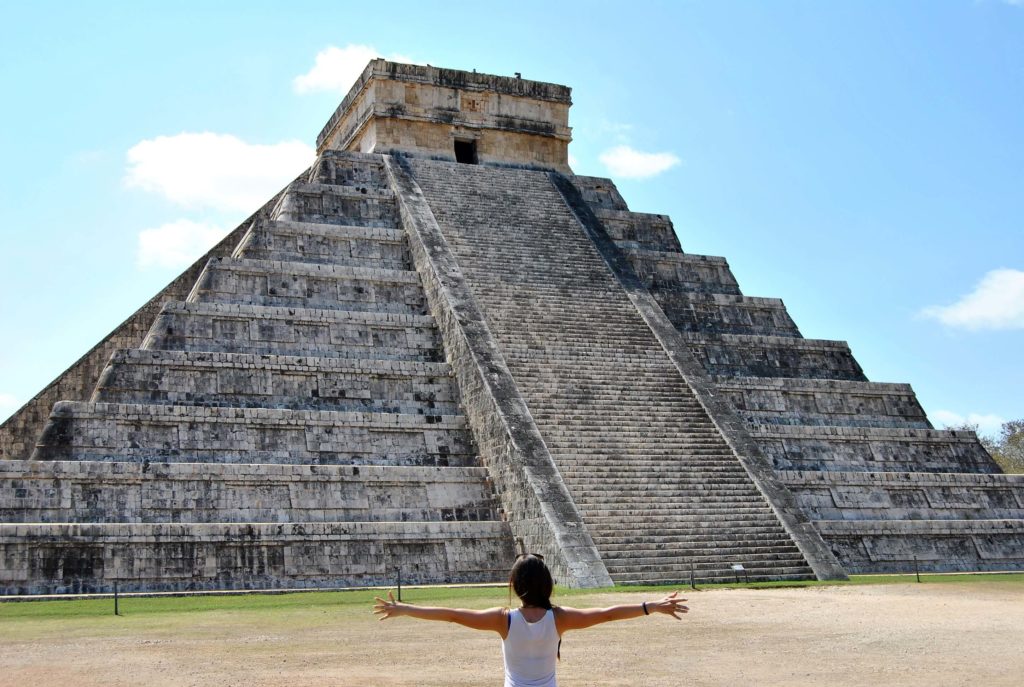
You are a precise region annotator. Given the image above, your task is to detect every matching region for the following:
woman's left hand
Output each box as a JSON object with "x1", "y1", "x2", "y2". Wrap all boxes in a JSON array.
[{"x1": 650, "y1": 591, "x2": 689, "y2": 619}]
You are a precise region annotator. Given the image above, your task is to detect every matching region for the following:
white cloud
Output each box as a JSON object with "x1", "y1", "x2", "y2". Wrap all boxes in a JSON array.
[
  {"x1": 920, "y1": 268, "x2": 1024, "y2": 330},
  {"x1": 293, "y1": 44, "x2": 413, "y2": 95},
  {"x1": 0, "y1": 393, "x2": 20, "y2": 420},
  {"x1": 125, "y1": 133, "x2": 314, "y2": 213},
  {"x1": 137, "y1": 219, "x2": 229, "y2": 270},
  {"x1": 932, "y1": 409, "x2": 1005, "y2": 436},
  {"x1": 599, "y1": 145, "x2": 680, "y2": 179},
  {"x1": 568, "y1": 152, "x2": 579, "y2": 169}
]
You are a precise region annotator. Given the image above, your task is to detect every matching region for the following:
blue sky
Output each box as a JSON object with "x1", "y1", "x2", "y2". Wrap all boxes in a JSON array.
[{"x1": 1, "y1": 1, "x2": 1021, "y2": 435}]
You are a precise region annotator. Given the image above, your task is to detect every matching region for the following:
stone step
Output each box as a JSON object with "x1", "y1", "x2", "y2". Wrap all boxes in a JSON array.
[
  {"x1": 143, "y1": 301, "x2": 443, "y2": 361},
  {"x1": 189, "y1": 257, "x2": 427, "y2": 314},
  {"x1": 92, "y1": 349, "x2": 460, "y2": 415},
  {"x1": 234, "y1": 219, "x2": 409, "y2": 270},
  {"x1": 748, "y1": 425, "x2": 1001, "y2": 474},
  {"x1": 32, "y1": 401, "x2": 476, "y2": 466},
  {"x1": 0, "y1": 460, "x2": 500, "y2": 524},
  {"x1": 0, "y1": 520, "x2": 515, "y2": 595},
  {"x1": 275, "y1": 181, "x2": 399, "y2": 228},
  {"x1": 594, "y1": 532, "x2": 801, "y2": 547},
  {"x1": 585, "y1": 510, "x2": 782, "y2": 525},
  {"x1": 573, "y1": 492, "x2": 768, "y2": 504},
  {"x1": 603, "y1": 552, "x2": 808, "y2": 569},
  {"x1": 610, "y1": 566, "x2": 814, "y2": 584},
  {"x1": 595, "y1": 540, "x2": 804, "y2": 555}
]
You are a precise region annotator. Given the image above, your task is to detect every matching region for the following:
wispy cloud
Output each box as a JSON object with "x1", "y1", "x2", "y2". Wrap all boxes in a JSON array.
[
  {"x1": 294, "y1": 44, "x2": 413, "y2": 95},
  {"x1": 137, "y1": 219, "x2": 229, "y2": 270},
  {"x1": 125, "y1": 132, "x2": 314, "y2": 213},
  {"x1": 599, "y1": 145, "x2": 680, "y2": 179},
  {"x1": 920, "y1": 268, "x2": 1024, "y2": 330},
  {"x1": 932, "y1": 409, "x2": 1005, "y2": 436}
]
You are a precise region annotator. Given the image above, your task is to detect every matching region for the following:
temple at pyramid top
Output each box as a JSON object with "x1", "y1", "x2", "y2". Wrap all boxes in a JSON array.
[{"x1": 316, "y1": 59, "x2": 573, "y2": 171}]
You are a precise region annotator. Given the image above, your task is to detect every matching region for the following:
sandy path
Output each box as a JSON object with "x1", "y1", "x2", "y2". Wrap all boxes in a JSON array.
[{"x1": 1, "y1": 583, "x2": 1021, "y2": 687}]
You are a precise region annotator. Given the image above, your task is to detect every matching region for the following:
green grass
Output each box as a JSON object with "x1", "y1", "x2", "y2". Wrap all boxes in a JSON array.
[{"x1": 1, "y1": 572, "x2": 1021, "y2": 622}]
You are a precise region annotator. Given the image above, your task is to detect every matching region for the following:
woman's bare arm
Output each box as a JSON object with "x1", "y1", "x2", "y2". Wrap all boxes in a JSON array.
[
  {"x1": 555, "y1": 592, "x2": 688, "y2": 633},
  {"x1": 373, "y1": 591, "x2": 508, "y2": 636}
]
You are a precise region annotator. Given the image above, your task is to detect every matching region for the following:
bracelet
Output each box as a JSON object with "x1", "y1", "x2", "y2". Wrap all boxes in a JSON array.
[{"x1": 642, "y1": 602, "x2": 649, "y2": 616}]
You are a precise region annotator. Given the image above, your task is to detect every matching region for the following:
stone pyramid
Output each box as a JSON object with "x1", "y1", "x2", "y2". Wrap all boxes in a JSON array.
[{"x1": 1, "y1": 60, "x2": 1020, "y2": 595}]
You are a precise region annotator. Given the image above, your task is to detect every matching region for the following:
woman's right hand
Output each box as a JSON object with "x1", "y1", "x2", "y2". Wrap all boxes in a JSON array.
[{"x1": 373, "y1": 591, "x2": 404, "y2": 620}]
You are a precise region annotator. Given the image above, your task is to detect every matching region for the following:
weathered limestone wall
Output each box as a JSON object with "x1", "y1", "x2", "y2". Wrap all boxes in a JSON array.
[
  {"x1": 144, "y1": 302, "x2": 441, "y2": 360},
  {"x1": 717, "y1": 378, "x2": 929, "y2": 429},
  {"x1": 777, "y1": 470, "x2": 1024, "y2": 521},
  {"x1": 0, "y1": 521, "x2": 509, "y2": 595},
  {"x1": 816, "y1": 519, "x2": 1024, "y2": 574},
  {"x1": 0, "y1": 461, "x2": 497, "y2": 524},
  {"x1": 317, "y1": 60, "x2": 572, "y2": 171},
  {"x1": 93, "y1": 350, "x2": 458, "y2": 414},
  {"x1": 33, "y1": 401, "x2": 474, "y2": 466},
  {"x1": 233, "y1": 220, "x2": 409, "y2": 269},
  {"x1": 748, "y1": 425, "x2": 1001, "y2": 473},
  {"x1": 384, "y1": 156, "x2": 612, "y2": 588}
]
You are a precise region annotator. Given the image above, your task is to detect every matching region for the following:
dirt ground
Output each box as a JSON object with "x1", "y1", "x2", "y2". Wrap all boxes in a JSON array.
[{"x1": 1, "y1": 583, "x2": 1022, "y2": 687}]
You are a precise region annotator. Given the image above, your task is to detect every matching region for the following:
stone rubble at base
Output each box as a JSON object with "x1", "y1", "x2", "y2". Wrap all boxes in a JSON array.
[{"x1": 0, "y1": 60, "x2": 1021, "y2": 595}]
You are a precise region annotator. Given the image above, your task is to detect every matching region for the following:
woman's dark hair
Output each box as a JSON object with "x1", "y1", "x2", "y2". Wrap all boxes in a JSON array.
[{"x1": 508, "y1": 554, "x2": 553, "y2": 609}]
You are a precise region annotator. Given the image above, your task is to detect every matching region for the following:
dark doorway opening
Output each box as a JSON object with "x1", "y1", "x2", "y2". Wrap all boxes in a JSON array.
[{"x1": 454, "y1": 139, "x2": 478, "y2": 164}]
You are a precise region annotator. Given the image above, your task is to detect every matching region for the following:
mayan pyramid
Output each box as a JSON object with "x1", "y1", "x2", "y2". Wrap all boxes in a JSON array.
[{"x1": 1, "y1": 60, "x2": 1021, "y2": 595}]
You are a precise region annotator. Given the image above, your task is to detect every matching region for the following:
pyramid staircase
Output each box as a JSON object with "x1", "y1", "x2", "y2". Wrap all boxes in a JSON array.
[
  {"x1": 0, "y1": 151, "x2": 514, "y2": 594},
  {"x1": 405, "y1": 159, "x2": 816, "y2": 584},
  {"x1": 570, "y1": 175, "x2": 1024, "y2": 573}
]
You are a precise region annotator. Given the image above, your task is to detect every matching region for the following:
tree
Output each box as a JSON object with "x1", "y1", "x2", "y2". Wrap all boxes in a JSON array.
[
  {"x1": 990, "y1": 420, "x2": 1024, "y2": 474},
  {"x1": 942, "y1": 419, "x2": 1023, "y2": 474}
]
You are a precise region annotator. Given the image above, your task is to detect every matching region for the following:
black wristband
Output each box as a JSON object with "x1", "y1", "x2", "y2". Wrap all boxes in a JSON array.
[{"x1": 642, "y1": 602, "x2": 649, "y2": 615}]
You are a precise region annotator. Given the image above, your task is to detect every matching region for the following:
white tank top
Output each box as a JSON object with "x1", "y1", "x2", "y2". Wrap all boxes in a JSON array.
[{"x1": 502, "y1": 608, "x2": 559, "y2": 687}]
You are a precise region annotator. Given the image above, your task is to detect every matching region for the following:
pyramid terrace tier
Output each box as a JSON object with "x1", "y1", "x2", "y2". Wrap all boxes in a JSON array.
[
  {"x1": 814, "y1": 519, "x2": 1024, "y2": 574},
  {"x1": 680, "y1": 332, "x2": 867, "y2": 380},
  {"x1": 92, "y1": 350, "x2": 460, "y2": 415},
  {"x1": 716, "y1": 376, "x2": 930, "y2": 429},
  {"x1": 188, "y1": 257, "x2": 427, "y2": 314},
  {"x1": 777, "y1": 470, "x2": 1024, "y2": 521},
  {"x1": 748, "y1": 425, "x2": 1001, "y2": 473},
  {"x1": 274, "y1": 181, "x2": 399, "y2": 228},
  {"x1": 32, "y1": 402, "x2": 476, "y2": 466},
  {"x1": 309, "y1": 150, "x2": 389, "y2": 188},
  {"x1": 142, "y1": 302, "x2": 443, "y2": 361},
  {"x1": 569, "y1": 175, "x2": 630, "y2": 211},
  {"x1": 0, "y1": 461, "x2": 500, "y2": 525},
  {"x1": 0, "y1": 520, "x2": 515, "y2": 595},
  {"x1": 233, "y1": 220, "x2": 410, "y2": 270},
  {"x1": 590, "y1": 208, "x2": 682, "y2": 253},
  {"x1": 622, "y1": 248, "x2": 743, "y2": 295},
  {"x1": 653, "y1": 292, "x2": 801, "y2": 338}
]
